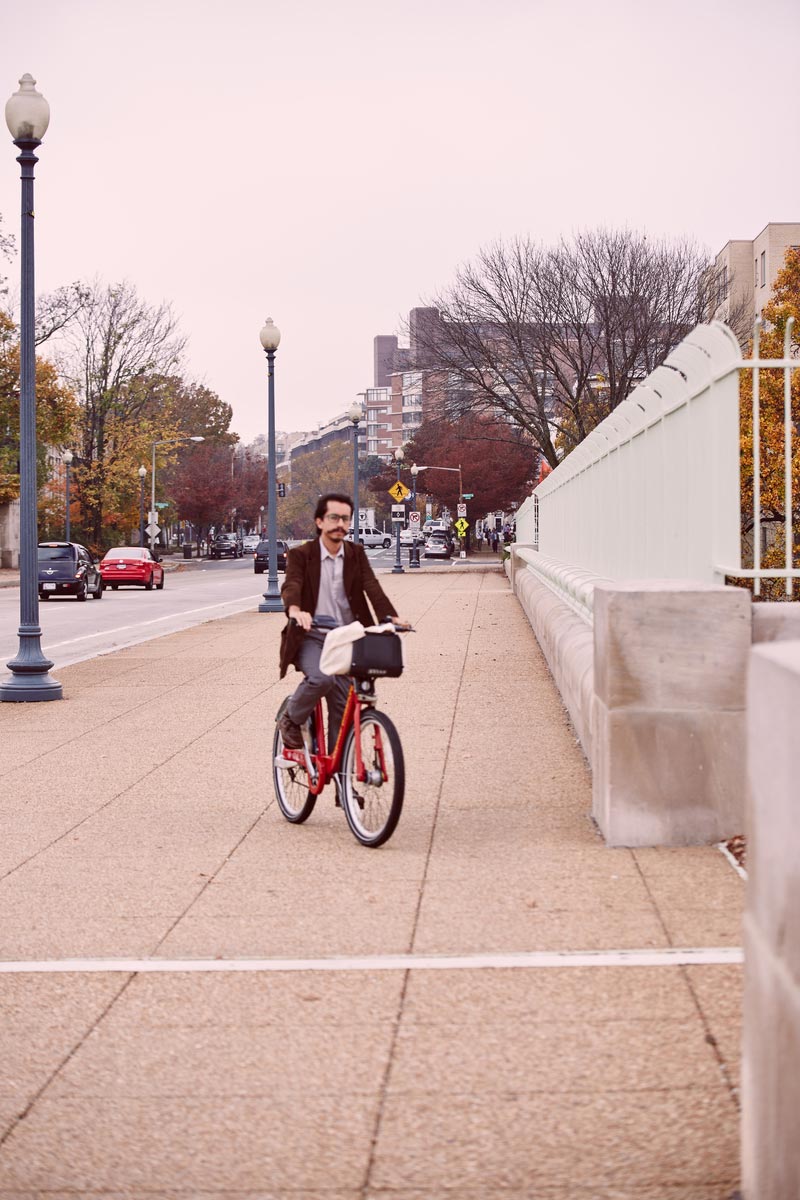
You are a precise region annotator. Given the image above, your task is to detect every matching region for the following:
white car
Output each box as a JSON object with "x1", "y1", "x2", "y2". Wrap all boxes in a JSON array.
[
  {"x1": 243, "y1": 534, "x2": 260, "y2": 553},
  {"x1": 347, "y1": 526, "x2": 393, "y2": 549},
  {"x1": 399, "y1": 527, "x2": 420, "y2": 546}
]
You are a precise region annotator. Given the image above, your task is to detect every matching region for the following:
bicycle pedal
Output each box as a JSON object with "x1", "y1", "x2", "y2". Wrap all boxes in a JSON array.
[{"x1": 274, "y1": 753, "x2": 299, "y2": 769}]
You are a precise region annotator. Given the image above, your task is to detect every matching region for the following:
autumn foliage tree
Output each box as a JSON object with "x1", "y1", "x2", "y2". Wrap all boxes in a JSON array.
[
  {"x1": 393, "y1": 414, "x2": 536, "y2": 518},
  {"x1": 279, "y1": 441, "x2": 355, "y2": 539},
  {"x1": 0, "y1": 311, "x2": 79, "y2": 506},
  {"x1": 737, "y1": 247, "x2": 800, "y2": 599},
  {"x1": 168, "y1": 440, "x2": 237, "y2": 538}
]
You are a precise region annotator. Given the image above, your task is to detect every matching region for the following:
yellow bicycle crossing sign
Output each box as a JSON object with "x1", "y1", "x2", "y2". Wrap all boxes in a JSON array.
[{"x1": 388, "y1": 480, "x2": 410, "y2": 503}]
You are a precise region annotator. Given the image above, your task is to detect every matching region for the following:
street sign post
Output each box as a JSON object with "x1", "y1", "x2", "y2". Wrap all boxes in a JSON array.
[{"x1": 388, "y1": 480, "x2": 410, "y2": 503}]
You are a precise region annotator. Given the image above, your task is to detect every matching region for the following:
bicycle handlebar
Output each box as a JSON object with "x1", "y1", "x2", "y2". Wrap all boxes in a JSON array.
[{"x1": 289, "y1": 616, "x2": 414, "y2": 633}]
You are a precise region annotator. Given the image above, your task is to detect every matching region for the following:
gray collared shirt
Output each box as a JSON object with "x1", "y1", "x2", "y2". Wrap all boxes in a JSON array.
[{"x1": 315, "y1": 541, "x2": 354, "y2": 627}]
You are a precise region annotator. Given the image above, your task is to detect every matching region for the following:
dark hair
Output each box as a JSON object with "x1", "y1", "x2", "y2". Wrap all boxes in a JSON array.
[{"x1": 314, "y1": 492, "x2": 353, "y2": 531}]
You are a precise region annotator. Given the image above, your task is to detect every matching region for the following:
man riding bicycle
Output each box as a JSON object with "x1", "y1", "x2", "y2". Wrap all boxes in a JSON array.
[{"x1": 278, "y1": 492, "x2": 404, "y2": 751}]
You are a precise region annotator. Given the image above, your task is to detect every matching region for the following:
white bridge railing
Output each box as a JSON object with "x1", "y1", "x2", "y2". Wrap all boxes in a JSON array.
[{"x1": 514, "y1": 319, "x2": 799, "y2": 611}]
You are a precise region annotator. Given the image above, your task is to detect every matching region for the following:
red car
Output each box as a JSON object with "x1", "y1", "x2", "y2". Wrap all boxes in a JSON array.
[{"x1": 99, "y1": 546, "x2": 165, "y2": 591}]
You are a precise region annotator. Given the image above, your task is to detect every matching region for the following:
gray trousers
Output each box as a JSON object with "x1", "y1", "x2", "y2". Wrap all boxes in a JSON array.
[{"x1": 286, "y1": 630, "x2": 351, "y2": 752}]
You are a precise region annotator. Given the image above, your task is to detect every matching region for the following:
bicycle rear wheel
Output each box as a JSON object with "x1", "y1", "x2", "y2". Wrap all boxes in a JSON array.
[
  {"x1": 273, "y1": 699, "x2": 318, "y2": 824},
  {"x1": 340, "y1": 709, "x2": 404, "y2": 847}
]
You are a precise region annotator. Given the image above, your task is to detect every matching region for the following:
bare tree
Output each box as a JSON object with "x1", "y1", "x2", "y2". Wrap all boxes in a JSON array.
[
  {"x1": 407, "y1": 229, "x2": 711, "y2": 466},
  {"x1": 54, "y1": 279, "x2": 186, "y2": 543}
]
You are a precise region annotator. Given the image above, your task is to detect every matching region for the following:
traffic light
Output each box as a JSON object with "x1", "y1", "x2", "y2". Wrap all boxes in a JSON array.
[{"x1": 277, "y1": 482, "x2": 286, "y2": 498}]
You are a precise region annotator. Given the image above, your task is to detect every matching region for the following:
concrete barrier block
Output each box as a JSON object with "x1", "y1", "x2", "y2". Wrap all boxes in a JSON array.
[
  {"x1": 592, "y1": 701, "x2": 745, "y2": 846},
  {"x1": 742, "y1": 916, "x2": 800, "y2": 1199},
  {"x1": 594, "y1": 580, "x2": 751, "y2": 710},
  {"x1": 746, "y1": 640, "x2": 800, "y2": 978},
  {"x1": 751, "y1": 601, "x2": 800, "y2": 644},
  {"x1": 740, "y1": 640, "x2": 800, "y2": 1198},
  {"x1": 592, "y1": 581, "x2": 749, "y2": 846}
]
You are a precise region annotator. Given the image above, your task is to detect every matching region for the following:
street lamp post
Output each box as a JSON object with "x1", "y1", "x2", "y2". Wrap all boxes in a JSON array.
[
  {"x1": 138, "y1": 465, "x2": 146, "y2": 547},
  {"x1": 62, "y1": 449, "x2": 73, "y2": 542},
  {"x1": 258, "y1": 317, "x2": 282, "y2": 613},
  {"x1": 409, "y1": 462, "x2": 421, "y2": 568},
  {"x1": 150, "y1": 435, "x2": 204, "y2": 554},
  {"x1": 392, "y1": 447, "x2": 405, "y2": 575},
  {"x1": 1, "y1": 74, "x2": 61, "y2": 702},
  {"x1": 410, "y1": 463, "x2": 464, "y2": 557},
  {"x1": 348, "y1": 401, "x2": 363, "y2": 543}
]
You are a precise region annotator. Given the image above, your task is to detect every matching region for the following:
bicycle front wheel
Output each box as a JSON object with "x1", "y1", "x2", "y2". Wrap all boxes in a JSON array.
[
  {"x1": 340, "y1": 709, "x2": 404, "y2": 847},
  {"x1": 272, "y1": 699, "x2": 318, "y2": 824}
]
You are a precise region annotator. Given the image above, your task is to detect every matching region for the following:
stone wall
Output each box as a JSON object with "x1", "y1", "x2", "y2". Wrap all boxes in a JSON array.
[
  {"x1": 741, "y1": 640, "x2": 800, "y2": 1199},
  {"x1": 0, "y1": 500, "x2": 20, "y2": 569},
  {"x1": 592, "y1": 580, "x2": 750, "y2": 846},
  {"x1": 509, "y1": 550, "x2": 754, "y2": 846}
]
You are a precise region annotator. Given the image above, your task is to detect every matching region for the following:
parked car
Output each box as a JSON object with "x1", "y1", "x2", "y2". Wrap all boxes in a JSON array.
[
  {"x1": 424, "y1": 531, "x2": 452, "y2": 559},
  {"x1": 347, "y1": 525, "x2": 392, "y2": 549},
  {"x1": 254, "y1": 539, "x2": 288, "y2": 573},
  {"x1": 38, "y1": 541, "x2": 104, "y2": 601},
  {"x1": 422, "y1": 520, "x2": 449, "y2": 540},
  {"x1": 399, "y1": 526, "x2": 418, "y2": 546},
  {"x1": 242, "y1": 534, "x2": 261, "y2": 554},
  {"x1": 99, "y1": 546, "x2": 164, "y2": 591},
  {"x1": 210, "y1": 532, "x2": 243, "y2": 559}
]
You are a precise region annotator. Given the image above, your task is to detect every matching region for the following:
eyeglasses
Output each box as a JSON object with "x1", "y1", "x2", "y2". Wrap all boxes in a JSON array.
[{"x1": 323, "y1": 513, "x2": 350, "y2": 525}]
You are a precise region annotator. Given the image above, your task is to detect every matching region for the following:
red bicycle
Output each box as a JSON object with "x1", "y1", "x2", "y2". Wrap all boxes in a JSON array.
[{"x1": 272, "y1": 619, "x2": 411, "y2": 847}]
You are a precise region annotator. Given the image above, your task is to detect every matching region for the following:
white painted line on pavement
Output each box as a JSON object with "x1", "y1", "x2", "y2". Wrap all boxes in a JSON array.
[
  {"x1": 45, "y1": 595, "x2": 264, "y2": 649},
  {"x1": 716, "y1": 841, "x2": 747, "y2": 881},
  {"x1": 0, "y1": 947, "x2": 744, "y2": 975}
]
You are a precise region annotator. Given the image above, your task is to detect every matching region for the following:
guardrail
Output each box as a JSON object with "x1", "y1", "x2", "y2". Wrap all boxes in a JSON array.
[{"x1": 514, "y1": 319, "x2": 799, "y2": 607}]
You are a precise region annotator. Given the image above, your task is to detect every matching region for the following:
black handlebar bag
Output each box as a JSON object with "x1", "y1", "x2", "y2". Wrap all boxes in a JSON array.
[{"x1": 348, "y1": 632, "x2": 404, "y2": 679}]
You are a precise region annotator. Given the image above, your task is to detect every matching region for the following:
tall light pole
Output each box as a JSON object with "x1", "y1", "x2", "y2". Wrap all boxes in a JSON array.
[
  {"x1": 138, "y1": 465, "x2": 147, "y2": 547},
  {"x1": 1, "y1": 74, "x2": 61, "y2": 702},
  {"x1": 258, "y1": 317, "x2": 282, "y2": 613},
  {"x1": 392, "y1": 447, "x2": 405, "y2": 575},
  {"x1": 409, "y1": 462, "x2": 421, "y2": 569},
  {"x1": 150, "y1": 435, "x2": 204, "y2": 552},
  {"x1": 348, "y1": 401, "x2": 363, "y2": 543},
  {"x1": 62, "y1": 449, "x2": 73, "y2": 542}
]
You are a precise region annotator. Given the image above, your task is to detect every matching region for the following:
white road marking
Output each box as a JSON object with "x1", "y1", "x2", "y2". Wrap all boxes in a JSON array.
[
  {"x1": 45, "y1": 595, "x2": 264, "y2": 649},
  {"x1": 0, "y1": 947, "x2": 743, "y2": 975}
]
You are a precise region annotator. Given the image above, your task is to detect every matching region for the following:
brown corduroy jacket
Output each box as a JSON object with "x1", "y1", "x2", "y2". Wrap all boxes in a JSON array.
[{"x1": 278, "y1": 538, "x2": 397, "y2": 677}]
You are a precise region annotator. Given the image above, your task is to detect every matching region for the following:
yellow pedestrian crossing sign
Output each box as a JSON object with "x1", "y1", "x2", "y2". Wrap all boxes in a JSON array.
[
  {"x1": 455, "y1": 518, "x2": 469, "y2": 535},
  {"x1": 388, "y1": 480, "x2": 410, "y2": 503}
]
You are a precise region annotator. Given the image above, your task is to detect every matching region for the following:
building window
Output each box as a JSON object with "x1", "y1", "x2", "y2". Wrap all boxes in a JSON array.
[
  {"x1": 755, "y1": 258, "x2": 758, "y2": 287},
  {"x1": 760, "y1": 251, "x2": 766, "y2": 287}
]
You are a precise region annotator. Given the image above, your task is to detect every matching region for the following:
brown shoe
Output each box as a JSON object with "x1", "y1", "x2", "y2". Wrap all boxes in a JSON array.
[{"x1": 278, "y1": 712, "x2": 304, "y2": 750}]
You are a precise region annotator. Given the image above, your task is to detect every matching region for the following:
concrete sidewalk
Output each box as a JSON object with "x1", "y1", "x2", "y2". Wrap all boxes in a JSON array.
[{"x1": 0, "y1": 567, "x2": 743, "y2": 1197}]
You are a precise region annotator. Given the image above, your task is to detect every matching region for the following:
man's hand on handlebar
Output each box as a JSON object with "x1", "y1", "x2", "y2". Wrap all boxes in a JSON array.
[{"x1": 288, "y1": 606, "x2": 314, "y2": 631}]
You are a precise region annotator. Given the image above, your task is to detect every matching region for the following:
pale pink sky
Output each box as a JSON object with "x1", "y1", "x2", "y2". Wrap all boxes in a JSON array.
[{"x1": 2, "y1": 0, "x2": 799, "y2": 443}]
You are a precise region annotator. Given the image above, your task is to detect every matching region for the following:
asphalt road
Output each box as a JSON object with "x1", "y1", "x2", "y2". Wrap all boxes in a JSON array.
[
  {"x1": 0, "y1": 547, "x2": 401, "y2": 677},
  {"x1": 0, "y1": 559, "x2": 272, "y2": 675}
]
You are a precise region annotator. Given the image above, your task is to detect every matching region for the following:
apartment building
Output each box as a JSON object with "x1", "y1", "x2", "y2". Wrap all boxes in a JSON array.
[{"x1": 708, "y1": 221, "x2": 800, "y2": 334}]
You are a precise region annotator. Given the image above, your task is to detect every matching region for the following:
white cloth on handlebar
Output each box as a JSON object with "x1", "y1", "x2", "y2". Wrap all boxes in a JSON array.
[
  {"x1": 318, "y1": 621, "x2": 399, "y2": 676},
  {"x1": 318, "y1": 621, "x2": 366, "y2": 676}
]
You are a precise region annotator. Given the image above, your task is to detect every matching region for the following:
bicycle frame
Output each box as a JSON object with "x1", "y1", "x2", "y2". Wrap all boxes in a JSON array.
[{"x1": 280, "y1": 679, "x2": 389, "y2": 796}]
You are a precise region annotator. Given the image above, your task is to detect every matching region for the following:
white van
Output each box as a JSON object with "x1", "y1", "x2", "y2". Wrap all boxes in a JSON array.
[{"x1": 347, "y1": 526, "x2": 392, "y2": 549}]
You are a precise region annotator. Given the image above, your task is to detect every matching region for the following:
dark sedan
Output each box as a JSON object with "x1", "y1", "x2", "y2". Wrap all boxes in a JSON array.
[
  {"x1": 254, "y1": 539, "x2": 288, "y2": 573},
  {"x1": 38, "y1": 542, "x2": 104, "y2": 600}
]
